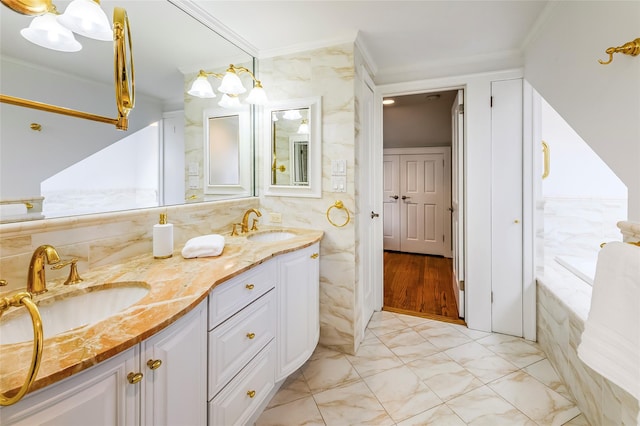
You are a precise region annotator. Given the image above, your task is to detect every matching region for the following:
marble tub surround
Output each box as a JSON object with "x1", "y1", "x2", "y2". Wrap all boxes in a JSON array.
[
  {"x1": 256, "y1": 311, "x2": 582, "y2": 426},
  {"x1": 537, "y1": 264, "x2": 640, "y2": 425},
  {"x1": 258, "y1": 42, "x2": 361, "y2": 354},
  {"x1": 0, "y1": 225, "x2": 322, "y2": 398},
  {"x1": 0, "y1": 198, "x2": 260, "y2": 294}
]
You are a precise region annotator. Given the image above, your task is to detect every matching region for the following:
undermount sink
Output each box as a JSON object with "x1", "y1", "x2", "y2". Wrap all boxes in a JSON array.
[
  {"x1": 0, "y1": 282, "x2": 150, "y2": 345},
  {"x1": 246, "y1": 230, "x2": 296, "y2": 243}
]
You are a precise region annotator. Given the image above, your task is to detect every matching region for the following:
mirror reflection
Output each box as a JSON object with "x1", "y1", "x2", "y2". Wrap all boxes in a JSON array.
[
  {"x1": 264, "y1": 97, "x2": 321, "y2": 198},
  {"x1": 0, "y1": 0, "x2": 255, "y2": 223},
  {"x1": 271, "y1": 108, "x2": 310, "y2": 186}
]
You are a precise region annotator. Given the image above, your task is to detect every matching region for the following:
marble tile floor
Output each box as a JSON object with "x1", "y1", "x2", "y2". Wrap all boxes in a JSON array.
[{"x1": 256, "y1": 311, "x2": 585, "y2": 426}]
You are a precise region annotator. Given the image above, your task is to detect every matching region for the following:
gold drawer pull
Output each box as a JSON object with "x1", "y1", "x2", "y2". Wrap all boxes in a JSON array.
[
  {"x1": 310, "y1": 253, "x2": 319, "y2": 259},
  {"x1": 246, "y1": 332, "x2": 256, "y2": 339},
  {"x1": 247, "y1": 390, "x2": 256, "y2": 398},
  {"x1": 147, "y1": 359, "x2": 162, "y2": 370},
  {"x1": 245, "y1": 284, "x2": 255, "y2": 290},
  {"x1": 127, "y1": 372, "x2": 143, "y2": 384}
]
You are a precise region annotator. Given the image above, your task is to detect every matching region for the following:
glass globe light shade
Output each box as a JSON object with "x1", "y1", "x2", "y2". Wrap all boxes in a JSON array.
[
  {"x1": 57, "y1": 0, "x2": 112, "y2": 41},
  {"x1": 245, "y1": 85, "x2": 268, "y2": 105},
  {"x1": 297, "y1": 119, "x2": 310, "y2": 134},
  {"x1": 282, "y1": 109, "x2": 302, "y2": 120},
  {"x1": 218, "y1": 70, "x2": 246, "y2": 95},
  {"x1": 218, "y1": 94, "x2": 242, "y2": 109},
  {"x1": 21, "y1": 13, "x2": 82, "y2": 52},
  {"x1": 188, "y1": 75, "x2": 216, "y2": 98}
]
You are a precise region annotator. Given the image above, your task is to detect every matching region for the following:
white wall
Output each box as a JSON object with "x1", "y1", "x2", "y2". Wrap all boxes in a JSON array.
[
  {"x1": 0, "y1": 57, "x2": 164, "y2": 200},
  {"x1": 524, "y1": 1, "x2": 640, "y2": 219},
  {"x1": 383, "y1": 91, "x2": 457, "y2": 148},
  {"x1": 541, "y1": 100, "x2": 627, "y2": 199}
]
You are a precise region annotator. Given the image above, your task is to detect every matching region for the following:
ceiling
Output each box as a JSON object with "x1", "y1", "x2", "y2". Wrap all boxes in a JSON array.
[{"x1": 197, "y1": 0, "x2": 550, "y2": 84}]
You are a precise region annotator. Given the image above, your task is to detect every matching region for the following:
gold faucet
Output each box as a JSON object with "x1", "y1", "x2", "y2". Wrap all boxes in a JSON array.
[
  {"x1": 27, "y1": 245, "x2": 61, "y2": 295},
  {"x1": 241, "y1": 209, "x2": 261, "y2": 233}
]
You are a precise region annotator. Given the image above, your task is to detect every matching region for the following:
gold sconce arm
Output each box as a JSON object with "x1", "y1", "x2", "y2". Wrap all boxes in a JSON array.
[
  {"x1": 0, "y1": 291, "x2": 44, "y2": 406},
  {"x1": 598, "y1": 38, "x2": 640, "y2": 65}
]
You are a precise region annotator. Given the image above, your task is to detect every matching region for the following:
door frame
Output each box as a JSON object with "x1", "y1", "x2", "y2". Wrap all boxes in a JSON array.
[{"x1": 372, "y1": 68, "x2": 534, "y2": 337}]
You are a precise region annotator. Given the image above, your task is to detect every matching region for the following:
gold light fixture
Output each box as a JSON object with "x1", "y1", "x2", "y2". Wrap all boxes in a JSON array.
[
  {"x1": 20, "y1": 4, "x2": 82, "y2": 52},
  {"x1": 0, "y1": 6, "x2": 134, "y2": 130},
  {"x1": 297, "y1": 119, "x2": 309, "y2": 134},
  {"x1": 187, "y1": 64, "x2": 268, "y2": 107}
]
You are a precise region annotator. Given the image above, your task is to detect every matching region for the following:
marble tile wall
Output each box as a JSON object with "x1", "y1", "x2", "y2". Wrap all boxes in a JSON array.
[
  {"x1": 0, "y1": 198, "x2": 259, "y2": 294},
  {"x1": 543, "y1": 197, "x2": 626, "y2": 264},
  {"x1": 257, "y1": 43, "x2": 359, "y2": 354}
]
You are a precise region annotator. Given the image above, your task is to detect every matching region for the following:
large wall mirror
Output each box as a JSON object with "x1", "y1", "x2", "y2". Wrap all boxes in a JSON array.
[
  {"x1": 0, "y1": 0, "x2": 256, "y2": 223},
  {"x1": 263, "y1": 97, "x2": 322, "y2": 198}
]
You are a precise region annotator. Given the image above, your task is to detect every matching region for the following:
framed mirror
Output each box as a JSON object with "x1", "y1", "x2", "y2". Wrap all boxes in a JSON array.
[
  {"x1": 203, "y1": 107, "x2": 252, "y2": 198},
  {"x1": 264, "y1": 97, "x2": 321, "y2": 198},
  {"x1": 0, "y1": 0, "x2": 256, "y2": 223}
]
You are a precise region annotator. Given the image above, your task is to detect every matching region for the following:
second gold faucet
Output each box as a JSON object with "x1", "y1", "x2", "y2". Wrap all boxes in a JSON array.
[{"x1": 241, "y1": 209, "x2": 261, "y2": 234}]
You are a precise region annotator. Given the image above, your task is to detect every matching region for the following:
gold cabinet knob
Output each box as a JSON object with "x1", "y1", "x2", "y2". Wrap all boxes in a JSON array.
[
  {"x1": 514, "y1": 219, "x2": 520, "y2": 224},
  {"x1": 127, "y1": 372, "x2": 143, "y2": 384},
  {"x1": 246, "y1": 332, "x2": 256, "y2": 339},
  {"x1": 147, "y1": 359, "x2": 162, "y2": 370},
  {"x1": 247, "y1": 390, "x2": 256, "y2": 398},
  {"x1": 245, "y1": 284, "x2": 255, "y2": 290},
  {"x1": 310, "y1": 253, "x2": 319, "y2": 259}
]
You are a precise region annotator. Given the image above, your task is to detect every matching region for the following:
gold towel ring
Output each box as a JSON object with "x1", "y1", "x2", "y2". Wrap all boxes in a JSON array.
[
  {"x1": 326, "y1": 200, "x2": 350, "y2": 228},
  {"x1": 0, "y1": 292, "x2": 44, "y2": 406}
]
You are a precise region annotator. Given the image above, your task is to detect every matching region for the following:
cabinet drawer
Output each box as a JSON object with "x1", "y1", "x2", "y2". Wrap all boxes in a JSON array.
[
  {"x1": 209, "y1": 291, "x2": 275, "y2": 399},
  {"x1": 208, "y1": 342, "x2": 275, "y2": 426},
  {"x1": 209, "y1": 260, "x2": 276, "y2": 329}
]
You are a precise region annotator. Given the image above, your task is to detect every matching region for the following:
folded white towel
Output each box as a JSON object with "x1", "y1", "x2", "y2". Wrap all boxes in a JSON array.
[
  {"x1": 181, "y1": 234, "x2": 225, "y2": 259},
  {"x1": 577, "y1": 241, "x2": 640, "y2": 401}
]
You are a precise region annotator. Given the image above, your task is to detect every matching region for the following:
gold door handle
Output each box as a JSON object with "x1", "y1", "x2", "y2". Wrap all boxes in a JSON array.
[
  {"x1": 246, "y1": 332, "x2": 256, "y2": 339},
  {"x1": 245, "y1": 283, "x2": 255, "y2": 290},
  {"x1": 542, "y1": 141, "x2": 550, "y2": 179},
  {"x1": 310, "y1": 253, "x2": 319, "y2": 259},
  {"x1": 127, "y1": 372, "x2": 143, "y2": 384},
  {"x1": 247, "y1": 390, "x2": 256, "y2": 398},
  {"x1": 147, "y1": 359, "x2": 162, "y2": 370}
]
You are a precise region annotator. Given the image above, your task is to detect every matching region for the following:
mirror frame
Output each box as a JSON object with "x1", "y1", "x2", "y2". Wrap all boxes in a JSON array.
[
  {"x1": 203, "y1": 107, "x2": 252, "y2": 198},
  {"x1": 263, "y1": 96, "x2": 322, "y2": 198}
]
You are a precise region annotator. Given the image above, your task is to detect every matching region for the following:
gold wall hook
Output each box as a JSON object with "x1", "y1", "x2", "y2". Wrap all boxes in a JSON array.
[{"x1": 598, "y1": 38, "x2": 640, "y2": 65}]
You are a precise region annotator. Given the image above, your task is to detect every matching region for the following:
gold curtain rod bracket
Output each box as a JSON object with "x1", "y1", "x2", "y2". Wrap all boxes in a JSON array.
[{"x1": 598, "y1": 38, "x2": 640, "y2": 65}]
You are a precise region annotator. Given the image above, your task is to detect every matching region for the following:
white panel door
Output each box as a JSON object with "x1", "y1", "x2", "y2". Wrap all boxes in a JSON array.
[
  {"x1": 400, "y1": 154, "x2": 446, "y2": 255},
  {"x1": 359, "y1": 71, "x2": 378, "y2": 339},
  {"x1": 451, "y1": 89, "x2": 465, "y2": 318},
  {"x1": 383, "y1": 154, "x2": 400, "y2": 251},
  {"x1": 491, "y1": 78, "x2": 523, "y2": 337}
]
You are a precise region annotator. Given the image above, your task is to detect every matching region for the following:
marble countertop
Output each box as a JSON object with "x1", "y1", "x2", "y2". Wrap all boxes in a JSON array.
[{"x1": 0, "y1": 227, "x2": 323, "y2": 398}]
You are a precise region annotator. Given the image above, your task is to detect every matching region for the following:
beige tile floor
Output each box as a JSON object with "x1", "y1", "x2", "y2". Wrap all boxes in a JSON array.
[{"x1": 256, "y1": 311, "x2": 587, "y2": 426}]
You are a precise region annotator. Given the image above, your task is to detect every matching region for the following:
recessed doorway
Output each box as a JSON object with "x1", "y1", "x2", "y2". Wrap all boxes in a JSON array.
[{"x1": 381, "y1": 89, "x2": 465, "y2": 324}]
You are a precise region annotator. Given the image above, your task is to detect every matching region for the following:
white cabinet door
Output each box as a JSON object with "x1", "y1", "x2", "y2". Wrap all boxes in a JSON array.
[
  {"x1": 491, "y1": 78, "x2": 523, "y2": 337},
  {"x1": 142, "y1": 300, "x2": 207, "y2": 426},
  {"x1": 275, "y1": 243, "x2": 320, "y2": 381},
  {"x1": 0, "y1": 347, "x2": 139, "y2": 426}
]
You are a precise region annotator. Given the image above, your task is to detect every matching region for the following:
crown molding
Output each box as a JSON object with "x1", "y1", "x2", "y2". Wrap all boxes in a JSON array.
[
  {"x1": 257, "y1": 30, "x2": 359, "y2": 59},
  {"x1": 168, "y1": 0, "x2": 259, "y2": 58},
  {"x1": 355, "y1": 31, "x2": 379, "y2": 77}
]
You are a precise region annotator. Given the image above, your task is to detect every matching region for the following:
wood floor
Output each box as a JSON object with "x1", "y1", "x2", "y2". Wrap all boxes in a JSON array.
[{"x1": 383, "y1": 251, "x2": 464, "y2": 324}]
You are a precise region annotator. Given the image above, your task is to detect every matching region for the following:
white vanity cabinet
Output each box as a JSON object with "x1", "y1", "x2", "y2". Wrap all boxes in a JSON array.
[
  {"x1": 207, "y1": 261, "x2": 277, "y2": 426},
  {"x1": 0, "y1": 300, "x2": 207, "y2": 426},
  {"x1": 276, "y1": 242, "x2": 320, "y2": 380},
  {"x1": 141, "y1": 300, "x2": 207, "y2": 426}
]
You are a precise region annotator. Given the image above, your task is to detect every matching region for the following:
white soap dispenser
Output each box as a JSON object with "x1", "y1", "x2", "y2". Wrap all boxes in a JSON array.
[{"x1": 153, "y1": 213, "x2": 174, "y2": 259}]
